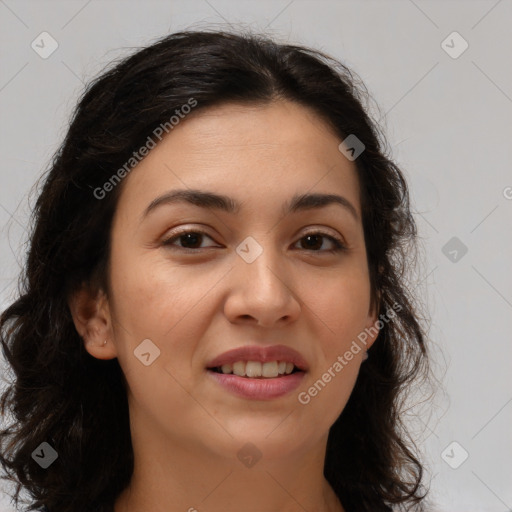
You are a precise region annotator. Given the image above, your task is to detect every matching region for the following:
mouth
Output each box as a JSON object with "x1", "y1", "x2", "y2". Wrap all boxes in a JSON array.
[
  {"x1": 205, "y1": 345, "x2": 308, "y2": 400},
  {"x1": 208, "y1": 360, "x2": 302, "y2": 378}
]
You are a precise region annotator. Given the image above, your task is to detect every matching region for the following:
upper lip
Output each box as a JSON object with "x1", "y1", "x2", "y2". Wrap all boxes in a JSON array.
[{"x1": 206, "y1": 344, "x2": 309, "y2": 372}]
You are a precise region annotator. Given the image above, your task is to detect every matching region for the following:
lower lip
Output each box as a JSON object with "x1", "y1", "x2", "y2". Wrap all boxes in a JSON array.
[{"x1": 207, "y1": 370, "x2": 305, "y2": 400}]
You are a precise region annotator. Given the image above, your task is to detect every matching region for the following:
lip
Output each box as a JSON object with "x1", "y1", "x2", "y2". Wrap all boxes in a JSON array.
[
  {"x1": 206, "y1": 344, "x2": 309, "y2": 371},
  {"x1": 207, "y1": 370, "x2": 305, "y2": 400}
]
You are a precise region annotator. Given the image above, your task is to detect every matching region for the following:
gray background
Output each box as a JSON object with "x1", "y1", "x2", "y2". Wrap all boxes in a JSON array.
[{"x1": 1, "y1": 1, "x2": 511, "y2": 511}]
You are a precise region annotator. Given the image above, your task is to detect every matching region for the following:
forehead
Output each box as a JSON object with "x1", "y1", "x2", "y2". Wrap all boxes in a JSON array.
[
  {"x1": 114, "y1": 100, "x2": 361, "y2": 220},
  {"x1": 162, "y1": 100, "x2": 341, "y2": 158}
]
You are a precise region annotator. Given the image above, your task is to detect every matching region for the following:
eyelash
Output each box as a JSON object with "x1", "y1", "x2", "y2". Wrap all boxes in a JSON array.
[{"x1": 161, "y1": 228, "x2": 347, "y2": 254}]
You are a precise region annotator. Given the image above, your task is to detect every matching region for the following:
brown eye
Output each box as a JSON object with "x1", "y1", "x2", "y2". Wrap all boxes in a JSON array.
[
  {"x1": 162, "y1": 229, "x2": 218, "y2": 250},
  {"x1": 175, "y1": 232, "x2": 203, "y2": 249},
  {"x1": 295, "y1": 231, "x2": 346, "y2": 253}
]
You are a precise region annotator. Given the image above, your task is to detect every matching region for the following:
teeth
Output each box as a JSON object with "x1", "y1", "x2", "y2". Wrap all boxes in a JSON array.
[
  {"x1": 221, "y1": 363, "x2": 232, "y2": 374},
  {"x1": 218, "y1": 360, "x2": 297, "y2": 377},
  {"x1": 246, "y1": 361, "x2": 262, "y2": 377},
  {"x1": 232, "y1": 361, "x2": 246, "y2": 376},
  {"x1": 262, "y1": 361, "x2": 279, "y2": 378}
]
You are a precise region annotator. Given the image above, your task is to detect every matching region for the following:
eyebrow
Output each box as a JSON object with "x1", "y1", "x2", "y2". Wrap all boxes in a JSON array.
[{"x1": 141, "y1": 188, "x2": 359, "y2": 222}]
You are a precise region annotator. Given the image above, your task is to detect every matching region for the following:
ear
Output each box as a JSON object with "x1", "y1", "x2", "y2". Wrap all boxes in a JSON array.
[
  {"x1": 362, "y1": 290, "x2": 381, "y2": 351},
  {"x1": 68, "y1": 285, "x2": 117, "y2": 360}
]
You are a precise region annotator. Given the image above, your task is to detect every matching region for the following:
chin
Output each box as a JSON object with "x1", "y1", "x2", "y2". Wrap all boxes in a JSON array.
[{"x1": 207, "y1": 425, "x2": 317, "y2": 463}]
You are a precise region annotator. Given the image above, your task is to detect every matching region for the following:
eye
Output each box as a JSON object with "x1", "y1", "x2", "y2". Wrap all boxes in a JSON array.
[
  {"x1": 294, "y1": 231, "x2": 347, "y2": 253},
  {"x1": 161, "y1": 228, "x2": 347, "y2": 254},
  {"x1": 161, "y1": 229, "x2": 218, "y2": 251}
]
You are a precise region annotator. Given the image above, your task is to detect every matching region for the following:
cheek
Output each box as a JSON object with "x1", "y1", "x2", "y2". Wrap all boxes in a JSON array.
[
  {"x1": 298, "y1": 268, "x2": 370, "y2": 425},
  {"x1": 297, "y1": 346, "x2": 361, "y2": 439},
  {"x1": 109, "y1": 257, "x2": 216, "y2": 427},
  {"x1": 306, "y1": 269, "x2": 371, "y2": 347},
  {"x1": 111, "y1": 251, "x2": 212, "y2": 333},
  {"x1": 109, "y1": 253, "x2": 224, "y2": 384},
  {"x1": 119, "y1": 360, "x2": 213, "y2": 444}
]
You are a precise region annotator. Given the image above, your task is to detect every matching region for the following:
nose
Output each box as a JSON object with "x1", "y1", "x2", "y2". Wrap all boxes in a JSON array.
[{"x1": 223, "y1": 240, "x2": 301, "y2": 328}]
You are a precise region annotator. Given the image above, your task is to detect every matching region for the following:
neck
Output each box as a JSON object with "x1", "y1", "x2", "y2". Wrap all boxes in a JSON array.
[{"x1": 114, "y1": 420, "x2": 344, "y2": 512}]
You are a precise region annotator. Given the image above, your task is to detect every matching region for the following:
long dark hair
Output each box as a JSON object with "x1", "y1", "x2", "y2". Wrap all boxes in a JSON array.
[{"x1": 0, "y1": 29, "x2": 430, "y2": 512}]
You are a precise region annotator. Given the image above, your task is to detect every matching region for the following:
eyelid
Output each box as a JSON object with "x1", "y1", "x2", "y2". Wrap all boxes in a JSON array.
[
  {"x1": 161, "y1": 226, "x2": 348, "y2": 252},
  {"x1": 161, "y1": 226, "x2": 219, "y2": 248},
  {"x1": 301, "y1": 227, "x2": 346, "y2": 244}
]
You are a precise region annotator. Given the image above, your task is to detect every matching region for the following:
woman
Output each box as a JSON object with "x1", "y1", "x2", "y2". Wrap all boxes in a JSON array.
[{"x1": 0, "y1": 30, "x2": 430, "y2": 512}]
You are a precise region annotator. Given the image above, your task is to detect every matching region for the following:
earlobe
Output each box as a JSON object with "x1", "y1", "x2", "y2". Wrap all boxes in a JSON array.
[{"x1": 68, "y1": 286, "x2": 117, "y2": 360}]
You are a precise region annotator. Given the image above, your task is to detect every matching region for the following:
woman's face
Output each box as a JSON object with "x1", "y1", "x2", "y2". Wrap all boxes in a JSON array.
[{"x1": 101, "y1": 100, "x2": 378, "y2": 461}]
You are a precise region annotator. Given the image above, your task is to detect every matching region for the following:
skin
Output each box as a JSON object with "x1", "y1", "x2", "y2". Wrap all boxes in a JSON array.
[{"x1": 69, "y1": 100, "x2": 380, "y2": 512}]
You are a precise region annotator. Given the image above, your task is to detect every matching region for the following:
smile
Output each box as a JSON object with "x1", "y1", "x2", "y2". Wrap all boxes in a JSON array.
[{"x1": 210, "y1": 360, "x2": 299, "y2": 378}]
